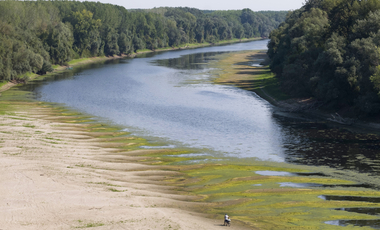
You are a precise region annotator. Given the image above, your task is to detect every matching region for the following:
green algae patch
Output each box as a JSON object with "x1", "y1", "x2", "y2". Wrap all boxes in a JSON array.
[
  {"x1": 2, "y1": 96, "x2": 380, "y2": 229},
  {"x1": 132, "y1": 149, "x2": 200, "y2": 165},
  {"x1": 2, "y1": 62, "x2": 380, "y2": 229},
  {"x1": 210, "y1": 51, "x2": 291, "y2": 104},
  {"x1": 141, "y1": 157, "x2": 380, "y2": 229},
  {"x1": 0, "y1": 87, "x2": 35, "y2": 102},
  {"x1": 0, "y1": 101, "x2": 15, "y2": 115}
]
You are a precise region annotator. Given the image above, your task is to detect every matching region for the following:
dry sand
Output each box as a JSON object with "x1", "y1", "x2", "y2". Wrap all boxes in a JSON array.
[{"x1": 0, "y1": 105, "x2": 250, "y2": 230}]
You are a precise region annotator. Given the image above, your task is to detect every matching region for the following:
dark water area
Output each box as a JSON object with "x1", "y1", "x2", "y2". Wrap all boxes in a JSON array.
[
  {"x1": 276, "y1": 115, "x2": 380, "y2": 175},
  {"x1": 319, "y1": 195, "x2": 380, "y2": 203},
  {"x1": 326, "y1": 219, "x2": 380, "y2": 229},
  {"x1": 20, "y1": 39, "x2": 380, "y2": 177},
  {"x1": 335, "y1": 207, "x2": 380, "y2": 216},
  {"x1": 321, "y1": 195, "x2": 380, "y2": 228}
]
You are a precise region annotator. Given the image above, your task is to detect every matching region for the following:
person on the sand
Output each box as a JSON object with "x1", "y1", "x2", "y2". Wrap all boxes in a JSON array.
[{"x1": 224, "y1": 214, "x2": 231, "y2": 224}]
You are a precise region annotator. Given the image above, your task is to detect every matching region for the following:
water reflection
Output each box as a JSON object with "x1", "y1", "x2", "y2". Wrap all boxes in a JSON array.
[
  {"x1": 335, "y1": 207, "x2": 380, "y2": 216},
  {"x1": 319, "y1": 195, "x2": 380, "y2": 203},
  {"x1": 30, "y1": 40, "x2": 286, "y2": 161},
  {"x1": 154, "y1": 51, "x2": 225, "y2": 70},
  {"x1": 255, "y1": 171, "x2": 297, "y2": 176},
  {"x1": 326, "y1": 219, "x2": 380, "y2": 229},
  {"x1": 323, "y1": 197, "x2": 380, "y2": 228},
  {"x1": 17, "y1": 39, "x2": 380, "y2": 176},
  {"x1": 279, "y1": 182, "x2": 324, "y2": 188},
  {"x1": 274, "y1": 114, "x2": 380, "y2": 175}
]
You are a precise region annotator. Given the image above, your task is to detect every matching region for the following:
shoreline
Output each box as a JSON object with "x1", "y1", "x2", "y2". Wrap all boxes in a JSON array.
[
  {"x1": 0, "y1": 37, "x2": 261, "y2": 95},
  {"x1": 0, "y1": 39, "x2": 263, "y2": 230},
  {"x1": 212, "y1": 50, "x2": 380, "y2": 133},
  {"x1": 0, "y1": 101, "x2": 253, "y2": 229},
  {"x1": 3, "y1": 42, "x2": 380, "y2": 229},
  {"x1": 3, "y1": 102, "x2": 380, "y2": 229}
]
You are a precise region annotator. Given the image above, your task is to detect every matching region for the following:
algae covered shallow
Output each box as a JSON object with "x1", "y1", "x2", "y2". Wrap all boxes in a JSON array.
[
  {"x1": 153, "y1": 158, "x2": 380, "y2": 229},
  {"x1": 7, "y1": 97, "x2": 380, "y2": 229},
  {"x1": 5, "y1": 40, "x2": 380, "y2": 229}
]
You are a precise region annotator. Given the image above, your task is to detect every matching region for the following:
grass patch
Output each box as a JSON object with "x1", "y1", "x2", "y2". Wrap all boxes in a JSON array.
[
  {"x1": 75, "y1": 164, "x2": 91, "y2": 167},
  {"x1": 0, "y1": 80, "x2": 8, "y2": 88},
  {"x1": 14, "y1": 71, "x2": 39, "y2": 81},
  {"x1": 0, "y1": 101, "x2": 15, "y2": 115},
  {"x1": 75, "y1": 221, "x2": 104, "y2": 228},
  {"x1": 144, "y1": 149, "x2": 380, "y2": 229},
  {"x1": 45, "y1": 137, "x2": 62, "y2": 141},
  {"x1": 136, "y1": 48, "x2": 151, "y2": 53},
  {"x1": 68, "y1": 58, "x2": 93, "y2": 65},
  {"x1": 3, "y1": 152, "x2": 21, "y2": 156},
  {"x1": 23, "y1": 124, "x2": 35, "y2": 128},
  {"x1": 88, "y1": 182, "x2": 122, "y2": 187},
  {"x1": 0, "y1": 87, "x2": 35, "y2": 102},
  {"x1": 212, "y1": 51, "x2": 291, "y2": 104},
  {"x1": 108, "y1": 188, "x2": 127, "y2": 192}
]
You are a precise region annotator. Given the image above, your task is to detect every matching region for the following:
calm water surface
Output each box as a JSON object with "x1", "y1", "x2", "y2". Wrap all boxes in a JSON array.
[{"x1": 27, "y1": 40, "x2": 380, "y2": 174}]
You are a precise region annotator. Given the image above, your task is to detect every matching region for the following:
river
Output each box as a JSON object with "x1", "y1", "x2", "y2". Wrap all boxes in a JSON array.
[{"x1": 26, "y1": 39, "x2": 380, "y2": 175}]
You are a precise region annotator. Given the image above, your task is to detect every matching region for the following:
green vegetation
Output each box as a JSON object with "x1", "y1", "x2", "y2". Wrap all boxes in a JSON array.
[
  {"x1": 75, "y1": 221, "x2": 104, "y2": 228},
  {"x1": 22, "y1": 124, "x2": 35, "y2": 128},
  {"x1": 268, "y1": 0, "x2": 380, "y2": 117},
  {"x1": 154, "y1": 158, "x2": 380, "y2": 229},
  {"x1": 2, "y1": 96, "x2": 380, "y2": 229},
  {"x1": 0, "y1": 81, "x2": 7, "y2": 88},
  {"x1": 0, "y1": 1, "x2": 287, "y2": 82},
  {"x1": 255, "y1": 70, "x2": 291, "y2": 102},
  {"x1": 212, "y1": 51, "x2": 290, "y2": 104}
]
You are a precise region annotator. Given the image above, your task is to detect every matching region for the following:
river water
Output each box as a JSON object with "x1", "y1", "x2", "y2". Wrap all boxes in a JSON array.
[{"x1": 27, "y1": 40, "x2": 380, "y2": 175}]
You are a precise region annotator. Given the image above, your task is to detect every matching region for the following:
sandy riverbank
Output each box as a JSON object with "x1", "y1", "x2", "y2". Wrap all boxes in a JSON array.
[
  {"x1": 0, "y1": 102, "x2": 252, "y2": 230},
  {"x1": 0, "y1": 41, "x2": 266, "y2": 230}
]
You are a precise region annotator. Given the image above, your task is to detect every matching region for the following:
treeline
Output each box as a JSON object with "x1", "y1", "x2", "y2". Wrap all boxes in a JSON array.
[
  {"x1": 0, "y1": 1, "x2": 287, "y2": 82},
  {"x1": 268, "y1": 0, "x2": 380, "y2": 116}
]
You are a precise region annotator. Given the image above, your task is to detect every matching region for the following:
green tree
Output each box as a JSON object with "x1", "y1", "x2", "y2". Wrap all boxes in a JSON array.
[
  {"x1": 70, "y1": 9, "x2": 101, "y2": 56},
  {"x1": 45, "y1": 22, "x2": 74, "y2": 64}
]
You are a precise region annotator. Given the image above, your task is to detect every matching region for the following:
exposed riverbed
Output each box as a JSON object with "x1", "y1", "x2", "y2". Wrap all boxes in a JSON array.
[
  {"x1": 13, "y1": 39, "x2": 380, "y2": 229},
  {"x1": 23, "y1": 40, "x2": 380, "y2": 174}
]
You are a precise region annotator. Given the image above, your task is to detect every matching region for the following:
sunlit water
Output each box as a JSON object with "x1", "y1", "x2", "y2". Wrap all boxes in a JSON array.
[
  {"x1": 33, "y1": 40, "x2": 285, "y2": 161},
  {"x1": 23, "y1": 39, "x2": 380, "y2": 228},
  {"x1": 27, "y1": 39, "x2": 380, "y2": 173}
]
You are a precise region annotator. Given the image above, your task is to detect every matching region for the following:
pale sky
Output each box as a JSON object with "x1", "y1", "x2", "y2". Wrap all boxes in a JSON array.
[{"x1": 86, "y1": 0, "x2": 305, "y2": 11}]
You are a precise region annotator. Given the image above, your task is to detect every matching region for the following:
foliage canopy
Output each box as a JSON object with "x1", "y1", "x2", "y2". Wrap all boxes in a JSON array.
[
  {"x1": 0, "y1": 1, "x2": 287, "y2": 82},
  {"x1": 268, "y1": 0, "x2": 380, "y2": 116}
]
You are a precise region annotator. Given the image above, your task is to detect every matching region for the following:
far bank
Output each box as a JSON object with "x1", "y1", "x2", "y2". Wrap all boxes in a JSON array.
[{"x1": 211, "y1": 50, "x2": 380, "y2": 132}]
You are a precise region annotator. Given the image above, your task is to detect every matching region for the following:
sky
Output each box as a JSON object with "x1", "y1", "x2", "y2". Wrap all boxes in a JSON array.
[{"x1": 85, "y1": 0, "x2": 305, "y2": 11}]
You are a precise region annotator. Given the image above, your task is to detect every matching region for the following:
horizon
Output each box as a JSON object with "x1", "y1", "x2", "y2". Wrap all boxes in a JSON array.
[{"x1": 81, "y1": 0, "x2": 305, "y2": 11}]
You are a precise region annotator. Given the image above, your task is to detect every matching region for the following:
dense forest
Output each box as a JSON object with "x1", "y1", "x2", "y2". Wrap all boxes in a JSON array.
[
  {"x1": 268, "y1": 0, "x2": 380, "y2": 117},
  {"x1": 0, "y1": 1, "x2": 287, "y2": 82}
]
